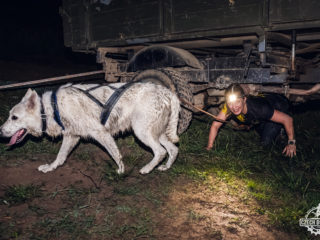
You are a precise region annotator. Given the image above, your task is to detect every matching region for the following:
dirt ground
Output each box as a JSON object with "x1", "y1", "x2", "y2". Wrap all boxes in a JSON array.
[
  {"x1": 0, "y1": 57, "x2": 301, "y2": 239},
  {"x1": 0, "y1": 151, "x2": 299, "y2": 240}
]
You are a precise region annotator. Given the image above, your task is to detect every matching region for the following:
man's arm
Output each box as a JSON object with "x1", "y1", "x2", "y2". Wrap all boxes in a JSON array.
[
  {"x1": 206, "y1": 111, "x2": 227, "y2": 150},
  {"x1": 270, "y1": 110, "x2": 296, "y2": 157}
]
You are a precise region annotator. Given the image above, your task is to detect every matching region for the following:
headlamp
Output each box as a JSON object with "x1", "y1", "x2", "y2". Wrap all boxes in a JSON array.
[
  {"x1": 227, "y1": 93, "x2": 238, "y2": 103},
  {"x1": 226, "y1": 93, "x2": 244, "y2": 103}
]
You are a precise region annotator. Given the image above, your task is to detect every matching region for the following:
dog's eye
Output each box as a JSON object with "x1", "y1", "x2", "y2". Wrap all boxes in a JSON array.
[{"x1": 11, "y1": 115, "x2": 18, "y2": 120}]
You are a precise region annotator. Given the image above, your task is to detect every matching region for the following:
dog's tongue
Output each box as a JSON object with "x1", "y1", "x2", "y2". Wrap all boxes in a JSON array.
[{"x1": 7, "y1": 129, "x2": 24, "y2": 146}]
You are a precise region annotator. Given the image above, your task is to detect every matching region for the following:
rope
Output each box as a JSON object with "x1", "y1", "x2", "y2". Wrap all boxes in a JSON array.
[{"x1": 179, "y1": 98, "x2": 227, "y2": 123}]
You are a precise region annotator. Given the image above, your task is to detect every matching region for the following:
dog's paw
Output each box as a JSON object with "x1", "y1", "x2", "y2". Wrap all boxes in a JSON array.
[
  {"x1": 171, "y1": 135, "x2": 179, "y2": 144},
  {"x1": 116, "y1": 168, "x2": 124, "y2": 175},
  {"x1": 139, "y1": 166, "x2": 152, "y2": 175},
  {"x1": 157, "y1": 164, "x2": 169, "y2": 171},
  {"x1": 38, "y1": 164, "x2": 53, "y2": 173}
]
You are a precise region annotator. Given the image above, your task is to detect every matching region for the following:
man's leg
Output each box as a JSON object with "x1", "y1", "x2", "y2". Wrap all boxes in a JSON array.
[
  {"x1": 259, "y1": 121, "x2": 283, "y2": 146},
  {"x1": 256, "y1": 94, "x2": 290, "y2": 146}
]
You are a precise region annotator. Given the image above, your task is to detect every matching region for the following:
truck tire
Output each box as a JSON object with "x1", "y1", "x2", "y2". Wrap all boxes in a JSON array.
[{"x1": 132, "y1": 69, "x2": 193, "y2": 134}]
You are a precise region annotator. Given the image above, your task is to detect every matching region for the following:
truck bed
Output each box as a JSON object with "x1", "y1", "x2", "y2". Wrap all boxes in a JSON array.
[{"x1": 61, "y1": 0, "x2": 320, "y2": 52}]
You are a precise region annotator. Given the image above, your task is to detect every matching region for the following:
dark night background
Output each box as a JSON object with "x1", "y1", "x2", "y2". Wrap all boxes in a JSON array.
[
  {"x1": 0, "y1": 0, "x2": 98, "y2": 85},
  {"x1": 0, "y1": 0, "x2": 65, "y2": 59}
]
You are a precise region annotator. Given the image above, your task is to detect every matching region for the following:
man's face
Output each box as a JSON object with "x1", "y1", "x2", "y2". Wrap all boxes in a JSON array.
[{"x1": 227, "y1": 96, "x2": 246, "y2": 115}]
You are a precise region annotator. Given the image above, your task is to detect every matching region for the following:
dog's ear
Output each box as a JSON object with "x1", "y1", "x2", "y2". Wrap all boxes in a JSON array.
[
  {"x1": 22, "y1": 88, "x2": 33, "y2": 102},
  {"x1": 27, "y1": 91, "x2": 38, "y2": 111}
]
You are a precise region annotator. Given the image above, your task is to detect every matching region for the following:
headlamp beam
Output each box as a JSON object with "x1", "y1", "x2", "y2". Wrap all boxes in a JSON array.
[
  {"x1": 228, "y1": 94, "x2": 237, "y2": 103},
  {"x1": 226, "y1": 93, "x2": 244, "y2": 104}
]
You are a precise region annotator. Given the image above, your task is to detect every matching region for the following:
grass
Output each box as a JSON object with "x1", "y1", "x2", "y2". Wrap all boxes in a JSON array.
[
  {"x1": 188, "y1": 210, "x2": 207, "y2": 222},
  {"x1": 1, "y1": 184, "x2": 43, "y2": 205},
  {"x1": 173, "y1": 107, "x2": 320, "y2": 234},
  {"x1": 91, "y1": 206, "x2": 154, "y2": 239},
  {"x1": 30, "y1": 213, "x2": 95, "y2": 239},
  {"x1": 113, "y1": 185, "x2": 140, "y2": 196},
  {"x1": 0, "y1": 137, "x2": 61, "y2": 167}
]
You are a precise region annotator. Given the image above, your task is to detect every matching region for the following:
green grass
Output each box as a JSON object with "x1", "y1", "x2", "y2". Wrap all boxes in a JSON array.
[
  {"x1": 91, "y1": 206, "x2": 154, "y2": 239},
  {"x1": 113, "y1": 185, "x2": 140, "y2": 196},
  {"x1": 30, "y1": 213, "x2": 95, "y2": 239},
  {"x1": 0, "y1": 137, "x2": 61, "y2": 166},
  {"x1": 1, "y1": 184, "x2": 43, "y2": 205},
  {"x1": 172, "y1": 110, "x2": 320, "y2": 234},
  {"x1": 188, "y1": 209, "x2": 207, "y2": 222}
]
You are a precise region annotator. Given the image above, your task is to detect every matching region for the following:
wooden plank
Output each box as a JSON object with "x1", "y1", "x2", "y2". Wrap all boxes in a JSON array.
[
  {"x1": 62, "y1": 0, "x2": 87, "y2": 47},
  {"x1": 61, "y1": 0, "x2": 320, "y2": 50},
  {"x1": 0, "y1": 70, "x2": 105, "y2": 90},
  {"x1": 90, "y1": 0, "x2": 160, "y2": 41},
  {"x1": 170, "y1": 0, "x2": 264, "y2": 34},
  {"x1": 270, "y1": 0, "x2": 320, "y2": 23}
]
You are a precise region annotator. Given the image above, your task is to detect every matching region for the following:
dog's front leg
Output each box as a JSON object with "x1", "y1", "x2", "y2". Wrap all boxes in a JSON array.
[
  {"x1": 91, "y1": 131, "x2": 124, "y2": 174},
  {"x1": 38, "y1": 135, "x2": 80, "y2": 173}
]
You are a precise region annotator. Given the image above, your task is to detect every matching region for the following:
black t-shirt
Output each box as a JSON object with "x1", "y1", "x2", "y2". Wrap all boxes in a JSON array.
[
  {"x1": 243, "y1": 96, "x2": 274, "y2": 124},
  {"x1": 231, "y1": 94, "x2": 289, "y2": 125}
]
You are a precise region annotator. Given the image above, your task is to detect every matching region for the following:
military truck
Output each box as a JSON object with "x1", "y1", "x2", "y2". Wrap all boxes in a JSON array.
[{"x1": 60, "y1": 0, "x2": 320, "y2": 132}]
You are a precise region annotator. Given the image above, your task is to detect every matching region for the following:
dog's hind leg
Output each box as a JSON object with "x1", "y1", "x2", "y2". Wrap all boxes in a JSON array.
[
  {"x1": 134, "y1": 129, "x2": 167, "y2": 174},
  {"x1": 90, "y1": 131, "x2": 124, "y2": 174},
  {"x1": 157, "y1": 134, "x2": 178, "y2": 171},
  {"x1": 38, "y1": 135, "x2": 80, "y2": 173}
]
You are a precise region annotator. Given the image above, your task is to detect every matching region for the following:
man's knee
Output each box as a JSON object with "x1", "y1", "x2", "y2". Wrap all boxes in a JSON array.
[
  {"x1": 259, "y1": 122, "x2": 282, "y2": 146},
  {"x1": 261, "y1": 136, "x2": 274, "y2": 146}
]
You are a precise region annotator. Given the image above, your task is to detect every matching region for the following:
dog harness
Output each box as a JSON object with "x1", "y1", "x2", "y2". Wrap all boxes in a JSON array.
[
  {"x1": 40, "y1": 100, "x2": 47, "y2": 132},
  {"x1": 100, "y1": 82, "x2": 136, "y2": 125},
  {"x1": 50, "y1": 82, "x2": 137, "y2": 129},
  {"x1": 51, "y1": 91, "x2": 65, "y2": 130}
]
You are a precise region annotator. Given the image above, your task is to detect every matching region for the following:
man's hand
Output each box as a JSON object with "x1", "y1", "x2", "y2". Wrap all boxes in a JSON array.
[
  {"x1": 282, "y1": 144, "x2": 296, "y2": 158},
  {"x1": 206, "y1": 145, "x2": 213, "y2": 151}
]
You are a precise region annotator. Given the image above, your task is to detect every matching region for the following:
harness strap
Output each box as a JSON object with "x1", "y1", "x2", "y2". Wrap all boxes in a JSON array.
[
  {"x1": 40, "y1": 98, "x2": 47, "y2": 132},
  {"x1": 70, "y1": 82, "x2": 137, "y2": 126},
  {"x1": 100, "y1": 82, "x2": 136, "y2": 125},
  {"x1": 73, "y1": 85, "x2": 104, "y2": 108},
  {"x1": 108, "y1": 85, "x2": 118, "y2": 90},
  {"x1": 51, "y1": 91, "x2": 65, "y2": 130}
]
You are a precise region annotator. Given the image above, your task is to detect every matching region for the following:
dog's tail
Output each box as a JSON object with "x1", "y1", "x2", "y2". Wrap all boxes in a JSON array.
[{"x1": 166, "y1": 93, "x2": 180, "y2": 143}]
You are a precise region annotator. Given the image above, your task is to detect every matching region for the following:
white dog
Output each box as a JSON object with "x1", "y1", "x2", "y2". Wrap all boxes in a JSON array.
[{"x1": 0, "y1": 82, "x2": 180, "y2": 174}]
